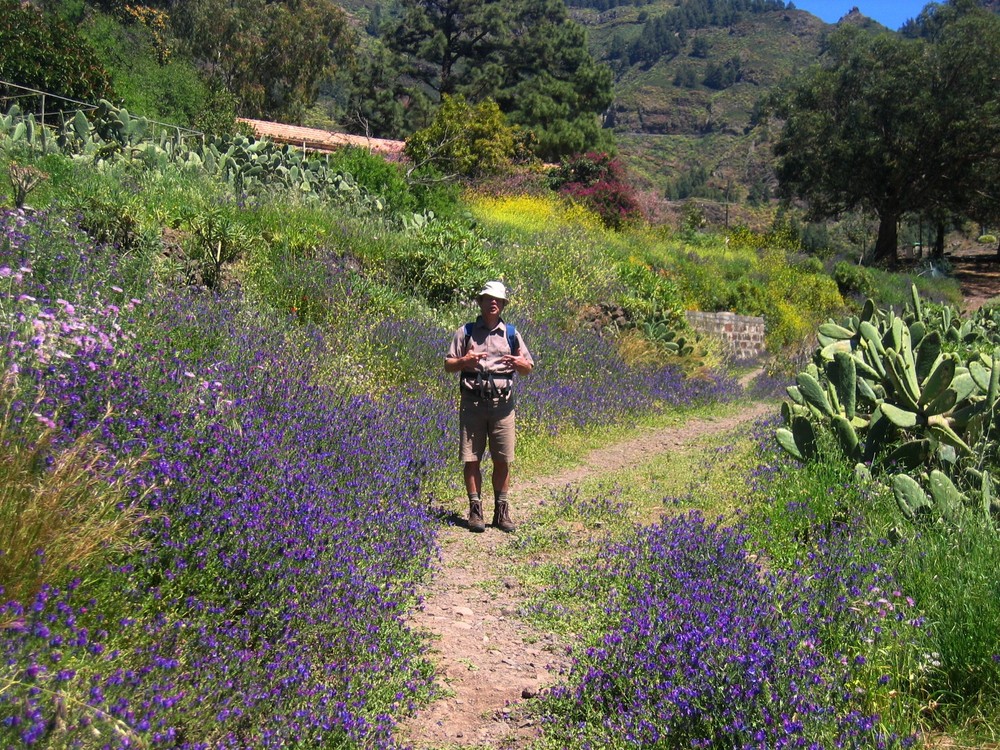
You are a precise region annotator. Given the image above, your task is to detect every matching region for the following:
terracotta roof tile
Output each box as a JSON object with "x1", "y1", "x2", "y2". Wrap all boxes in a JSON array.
[{"x1": 239, "y1": 118, "x2": 406, "y2": 159}]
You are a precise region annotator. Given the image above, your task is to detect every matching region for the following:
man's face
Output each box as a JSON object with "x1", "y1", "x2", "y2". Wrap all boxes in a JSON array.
[{"x1": 478, "y1": 295, "x2": 504, "y2": 316}]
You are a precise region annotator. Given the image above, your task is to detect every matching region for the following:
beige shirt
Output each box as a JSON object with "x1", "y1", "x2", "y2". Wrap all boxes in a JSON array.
[{"x1": 447, "y1": 317, "x2": 533, "y2": 392}]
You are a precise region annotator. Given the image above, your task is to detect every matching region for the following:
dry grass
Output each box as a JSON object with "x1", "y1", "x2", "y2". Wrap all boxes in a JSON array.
[{"x1": 0, "y1": 375, "x2": 150, "y2": 603}]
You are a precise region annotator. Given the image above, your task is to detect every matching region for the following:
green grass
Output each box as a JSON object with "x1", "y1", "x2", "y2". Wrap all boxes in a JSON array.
[
  {"x1": 745, "y1": 426, "x2": 1000, "y2": 743},
  {"x1": 517, "y1": 398, "x2": 755, "y2": 479},
  {"x1": 576, "y1": 426, "x2": 762, "y2": 523},
  {"x1": 889, "y1": 513, "x2": 1000, "y2": 727}
]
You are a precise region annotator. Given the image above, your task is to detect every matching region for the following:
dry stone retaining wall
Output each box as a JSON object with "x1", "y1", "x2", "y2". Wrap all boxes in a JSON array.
[{"x1": 685, "y1": 311, "x2": 766, "y2": 362}]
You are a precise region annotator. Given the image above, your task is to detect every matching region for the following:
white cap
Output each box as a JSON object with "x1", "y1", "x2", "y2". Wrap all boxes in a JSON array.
[{"x1": 476, "y1": 281, "x2": 508, "y2": 301}]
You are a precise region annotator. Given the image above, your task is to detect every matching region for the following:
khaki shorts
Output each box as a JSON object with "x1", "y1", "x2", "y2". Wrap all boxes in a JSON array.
[{"x1": 459, "y1": 394, "x2": 516, "y2": 463}]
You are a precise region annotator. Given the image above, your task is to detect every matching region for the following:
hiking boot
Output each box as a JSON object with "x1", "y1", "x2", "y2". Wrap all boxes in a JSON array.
[
  {"x1": 492, "y1": 499, "x2": 515, "y2": 533},
  {"x1": 468, "y1": 498, "x2": 486, "y2": 533}
]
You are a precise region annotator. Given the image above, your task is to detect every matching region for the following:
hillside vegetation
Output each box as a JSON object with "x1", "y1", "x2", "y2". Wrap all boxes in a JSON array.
[
  {"x1": 0, "y1": 100, "x2": 823, "y2": 745},
  {"x1": 7, "y1": 0, "x2": 999, "y2": 244},
  {"x1": 5, "y1": 65, "x2": 998, "y2": 745},
  {"x1": 580, "y1": 3, "x2": 827, "y2": 197}
]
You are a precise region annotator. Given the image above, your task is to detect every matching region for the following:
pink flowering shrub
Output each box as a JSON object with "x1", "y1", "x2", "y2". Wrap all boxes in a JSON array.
[{"x1": 548, "y1": 152, "x2": 644, "y2": 229}]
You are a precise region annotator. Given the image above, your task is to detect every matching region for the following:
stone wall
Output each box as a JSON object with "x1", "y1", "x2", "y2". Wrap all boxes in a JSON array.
[{"x1": 685, "y1": 311, "x2": 766, "y2": 362}]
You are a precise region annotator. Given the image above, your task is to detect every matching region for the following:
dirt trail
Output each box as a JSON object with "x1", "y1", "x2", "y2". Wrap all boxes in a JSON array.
[
  {"x1": 398, "y1": 399, "x2": 774, "y2": 749},
  {"x1": 949, "y1": 243, "x2": 1000, "y2": 312}
]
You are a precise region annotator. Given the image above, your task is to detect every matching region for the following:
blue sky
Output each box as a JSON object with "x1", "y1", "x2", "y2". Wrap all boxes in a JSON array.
[{"x1": 790, "y1": 0, "x2": 930, "y2": 29}]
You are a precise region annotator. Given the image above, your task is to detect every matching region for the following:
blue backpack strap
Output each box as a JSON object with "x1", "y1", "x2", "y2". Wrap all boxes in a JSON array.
[
  {"x1": 506, "y1": 323, "x2": 519, "y2": 356},
  {"x1": 463, "y1": 322, "x2": 475, "y2": 352}
]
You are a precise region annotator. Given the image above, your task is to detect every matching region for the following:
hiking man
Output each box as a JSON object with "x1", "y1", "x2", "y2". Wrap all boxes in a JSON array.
[{"x1": 445, "y1": 281, "x2": 534, "y2": 533}]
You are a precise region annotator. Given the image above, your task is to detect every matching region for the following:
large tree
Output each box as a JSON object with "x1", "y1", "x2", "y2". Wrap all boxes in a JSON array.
[
  {"x1": 168, "y1": 0, "x2": 353, "y2": 121},
  {"x1": 774, "y1": 28, "x2": 935, "y2": 264},
  {"x1": 773, "y1": 5, "x2": 1000, "y2": 264},
  {"x1": 380, "y1": 0, "x2": 612, "y2": 160},
  {"x1": 336, "y1": 44, "x2": 425, "y2": 139},
  {"x1": 495, "y1": 0, "x2": 613, "y2": 160},
  {"x1": 0, "y1": 0, "x2": 114, "y2": 112},
  {"x1": 383, "y1": 0, "x2": 509, "y2": 100},
  {"x1": 921, "y1": 5, "x2": 1000, "y2": 249}
]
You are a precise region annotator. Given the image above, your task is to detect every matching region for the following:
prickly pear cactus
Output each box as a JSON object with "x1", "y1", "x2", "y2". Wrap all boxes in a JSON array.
[
  {"x1": 777, "y1": 285, "x2": 1000, "y2": 525},
  {"x1": 1, "y1": 102, "x2": 384, "y2": 215}
]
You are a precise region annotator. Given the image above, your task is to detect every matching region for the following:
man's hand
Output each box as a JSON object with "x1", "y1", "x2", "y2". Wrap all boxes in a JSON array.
[
  {"x1": 500, "y1": 354, "x2": 532, "y2": 375},
  {"x1": 465, "y1": 352, "x2": 487, "y2": 366},
  {"x1": 445, "y1": 351, "x2": 486, "y2": 373}
]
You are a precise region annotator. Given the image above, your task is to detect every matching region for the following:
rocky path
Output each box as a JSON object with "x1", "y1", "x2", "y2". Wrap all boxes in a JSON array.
[{"x1": 398, "y1": 399, "x2": 774, "y2": 749}]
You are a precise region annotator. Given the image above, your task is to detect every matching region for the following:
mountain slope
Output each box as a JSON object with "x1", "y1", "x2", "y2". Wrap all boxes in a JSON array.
[
  {"x1": 579, "y1": 0, "x2": 999, "y2": 201},
  {"x1": 578, "y1": 5, "x2": 828, "y2": 136},
  {"x1": 566, "y1": 1, "x2": 837, "y2": 199}
]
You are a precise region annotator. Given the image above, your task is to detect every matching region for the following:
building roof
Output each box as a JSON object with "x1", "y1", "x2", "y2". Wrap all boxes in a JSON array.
[{"x1": 239, "y1": 118, "x2": 406, "y2": 159}]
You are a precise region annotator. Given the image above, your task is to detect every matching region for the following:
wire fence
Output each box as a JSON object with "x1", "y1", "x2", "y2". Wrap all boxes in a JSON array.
[{"x1": 0, "y1": 79, "x2": 204, "y2": 141}]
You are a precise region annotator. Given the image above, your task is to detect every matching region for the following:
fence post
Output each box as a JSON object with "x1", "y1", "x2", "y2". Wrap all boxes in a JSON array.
[{"x1": 40, "y1": 94, "x2": 46, "y2": 153}]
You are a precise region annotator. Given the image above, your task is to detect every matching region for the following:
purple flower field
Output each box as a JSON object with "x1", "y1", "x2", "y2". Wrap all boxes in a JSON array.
[
  {"x1": 375, "y1": 313, "x2": 738, "y2": 434},
  {"x1": 2, "y1": 210, "x2": 452, "y2": 747},
  {"x1": 540, "y1": 508, "x2": 918, "y2": 749},
  {"x1": 1, "y1": 206, "x2": 742, "y2": 748},
  {"x1": 516, "y1": 319, "x2": 737, "y2": 432}
]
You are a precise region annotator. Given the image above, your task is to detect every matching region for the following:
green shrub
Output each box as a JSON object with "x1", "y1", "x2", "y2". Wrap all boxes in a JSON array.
[
  {"x1": 792, "y1": 255, "x2": 825, "y2": 275},
  {"x1": 749, "y1": 429, "x2": 866, "y2": 566},
  {"x1": 890, "y1": 515, "x2": 1000, "y2": 718},
  {"x1": 386, "y1": 219, "x2": 500, "y2": 306},
  {"x1": 183, "y1": 203, "x2": 260, "y2": 290},
  {"x1": 62, "y1": 177, "x2": 154, "y2": 253},
  {"x1": 801, "y1": 222, "x2": 834, "y2": 257},
  {"x1": 22, "y1": 151, "x2": 80, "y2": 198},
  {"x1": 243, "y1": 239, "x2": 338, "y2": 325},
  {"x1": 327, "y1": 146, "x2": 415, "y2": 214},
  {"x1": 833, "y1": 260, "x2": 876, "y2": 299},
  {"x1": 864, "y1": 266, "x2": 963, "y2": 311},
  {"x1": 724, "y1": 277, "x2": 770, "y2": 314},
  {"x1": 680, "y1": 201, "x2": 707, "y2": 237},
  {"x1": 664, "y1": 164, "x2": 722, "y2": 201},
  {"x1": 405, "y1": 95, "x2": 525, "y2": 178},
  {"x1": 0, "y1": 151, "x2": 84, "y2": 215},
  {"x1": 409, "y1": 177, "x2": 463, "y2": 220},
  {"x1": 239, "y1": 201, "x2": 367, "y2": 324},
  {"x1": 0, "y1": 0, "x2": 115, "y2": 110},
  {"x1": 192, "y1": 82, "x2": 244, "y2": 137},
  {"x1": 81, "y1": 11, "x2": 210, "y2": 126},
  {"x1": 617, "y1": 258, "x2": 685, "y2": 330}
]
